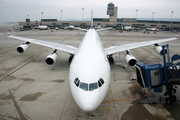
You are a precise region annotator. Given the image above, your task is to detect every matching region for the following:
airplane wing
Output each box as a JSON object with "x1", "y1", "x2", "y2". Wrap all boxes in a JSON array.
[
  {"x1": 105, "y1": 36, "x2": 178, "y2": 55},
  {"x1": 69, "y1": 26, "x2": 112, "y2": 32},
  {"x1": 96, "y1": 27, "x2": 112, "y2": 32},
  {"x1": 74, "y1": 27, "x2": 88, "y2": 32},
  {"x1": 8, "y1": 35, "x2": 78, "y2": 54},
  {"x1": 73, "y1": 27, "x2": 112, "y2": 32}
]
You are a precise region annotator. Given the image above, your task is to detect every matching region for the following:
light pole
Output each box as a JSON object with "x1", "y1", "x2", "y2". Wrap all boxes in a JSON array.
[
  {"x1": 27, "y1": 15, "x2": 29, "y2": 19},
  {"x1": 136, "y1": 10, "x2": 138, "y2": 27},
  {"x1": 61, "y1": 10, "x2": 62, "y2": 21},
  {"x1": 41, "y1": 12, "x2": 43, "y2": 25},
  {"x1": 171, "y1": 11, "x2": 173, "y2": 31},
  {"x1": 82, "y1": 8, "x2": 84, "y2": 22},
  {"x1": 152, "y1": 12, "x2": 154, "y2": 21},
  {"x1": 136, "y1": 10, "x2": 138, "y2": 20}
]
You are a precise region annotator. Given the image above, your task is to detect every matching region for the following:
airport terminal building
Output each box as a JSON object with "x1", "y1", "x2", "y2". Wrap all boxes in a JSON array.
[{"x1": 18, "y1": 2, "x2": 180, "y2": 31}]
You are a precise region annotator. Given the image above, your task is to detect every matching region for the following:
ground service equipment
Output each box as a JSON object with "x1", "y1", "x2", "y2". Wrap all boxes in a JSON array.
[{"x1": 136, "y1": 44, "x2": 180, "y2": 103}]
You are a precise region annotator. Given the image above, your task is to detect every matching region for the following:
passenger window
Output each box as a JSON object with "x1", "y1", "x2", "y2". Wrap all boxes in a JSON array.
[
  {"x1": 74, "y1": 78, "x2": 80, "y2": 87},
  {"x1": 79, "y1": 82, "x2": 88, "y2": 91},
  {"x1": 89, "y1": 82, "x2": 98, "y2": 91}
]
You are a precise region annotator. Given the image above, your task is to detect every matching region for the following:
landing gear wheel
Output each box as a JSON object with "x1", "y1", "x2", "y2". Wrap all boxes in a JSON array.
[
  {"x1": 108, "y1": 56, "x2": 114, "y2": 64},
  {"x1": 159, "y1": 97, "x2": 167, "y2": 104}
]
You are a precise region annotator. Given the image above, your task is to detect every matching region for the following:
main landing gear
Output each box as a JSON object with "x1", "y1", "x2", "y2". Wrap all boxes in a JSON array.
[
  {"x1": 108, "y1": 56, "x2": 114, "y2": 64},
  {"x1": 69, "y1": 55, "x2": 74, "y2": 63}
]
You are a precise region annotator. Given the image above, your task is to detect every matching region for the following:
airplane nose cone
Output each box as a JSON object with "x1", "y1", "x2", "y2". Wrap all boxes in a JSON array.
[
  {"x1": 79, "y1": 102, "x2": 97, "y2": 112},
  {"x1": 77, "y1": 91, "x2": 99, "y2": 112}
]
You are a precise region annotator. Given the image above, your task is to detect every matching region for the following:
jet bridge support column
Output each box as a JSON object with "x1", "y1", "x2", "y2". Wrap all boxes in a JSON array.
[
  {"x1": 136, "y1": 44, "x2": 180, "y2": 103},
  {"x1": 159, "y1": 44, "x2": 180, "y2": 103}
]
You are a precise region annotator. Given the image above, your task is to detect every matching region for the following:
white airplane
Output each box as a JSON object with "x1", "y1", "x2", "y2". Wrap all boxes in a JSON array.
[
  {"x1": 38, "y1": 25, "x2": 49, "y2": 30},
  {"x1": 8, "y1": 13, "x2": 178, "y2": 112},
  {"x1": 64, "y1": 25, "x2": 75, "y2": 30},
  {"x1": 146, "y1": 27, "x2": 159, "y2": 31},
  {"x1": 124, "y1": 26, "x2": 133, "y2": 31},
  {"x1": 35, "y1": 22, "x2": 49, "y2": 30},
  {"x1": 95, "y1": 25, "x2": 102, "y2": 29},
  {"x1": 124, "y1": 22, "x2": 134, "y2": 31}
]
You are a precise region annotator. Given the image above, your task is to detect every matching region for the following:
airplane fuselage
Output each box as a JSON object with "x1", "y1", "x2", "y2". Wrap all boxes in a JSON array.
[
  {"x1": 124, "y1": 26, "x2": 133, "y2": 30},
  {"x1": 69, "y1": 28, "x2": 111, "y2": 112},
  {"x1": 39, "y1": 25, "x2": 48, "y2": 30}
]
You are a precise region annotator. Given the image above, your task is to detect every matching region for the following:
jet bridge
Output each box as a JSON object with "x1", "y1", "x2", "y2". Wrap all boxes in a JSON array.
[{"x1": 135, "y1": 44, "x2": 180, "y2": 103}]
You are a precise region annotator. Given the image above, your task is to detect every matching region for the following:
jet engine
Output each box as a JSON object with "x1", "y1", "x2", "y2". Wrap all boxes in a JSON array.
[
  {"x1": 125, "y1": 50, "x2": 137, "y2": 66},
  {"x1": 45, "y1": 49, "x2": 57, "y2": 65},
  {"x1": 17, "y1": 42, "x2": 30, "y2": 53},
  {"x1": 154, "y1": 44, "x2": 167, "y2": 55}
]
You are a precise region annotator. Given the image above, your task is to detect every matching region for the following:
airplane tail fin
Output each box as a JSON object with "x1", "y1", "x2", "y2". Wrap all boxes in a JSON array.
[{"x1": 91, "y1": 9, "x2": 93, "y2": 28}]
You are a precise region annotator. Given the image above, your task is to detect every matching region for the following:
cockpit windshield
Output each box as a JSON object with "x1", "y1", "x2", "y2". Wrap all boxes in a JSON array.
[
  {"x1": 98, "y1": 78, "x2": 104, "y2": 87},
  {"x1": 74, "y1": 78, "x2": 105, "y2": 91},
  {"x1": 79, "y1": 82, "x2": 88, "y2": 91},
  {"x1": 74, "y1": 78, "x2": 80, "y2": 87},
  {"x1": 89, "y1": 82, "x2": 98, "y2": 91}
]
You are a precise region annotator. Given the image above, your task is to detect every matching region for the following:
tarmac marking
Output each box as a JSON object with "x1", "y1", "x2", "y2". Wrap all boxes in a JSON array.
[
  {"x1": 98, "y1": 107, "x2": 115, "y2": 111},
  {"x1": 0, "y1": 55, "x2": 40, "y2": 82},
  {"x1": 0, "y1": 49, "x2": 50, "y2": 82},
  {"x1": 7, "y1": 89, "x2": 28, "y2": 120},
  {"x1": 19, "y1": 92, "x2": 44, "y2": 101},
  {"x1": 102, "y1": 92, "x2": 149, "y2": 103}
]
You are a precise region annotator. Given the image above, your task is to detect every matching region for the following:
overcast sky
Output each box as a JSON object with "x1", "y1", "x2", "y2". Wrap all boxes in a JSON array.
[{"x1": 0, "y1": 0, "x2": 180, "y2": 23}]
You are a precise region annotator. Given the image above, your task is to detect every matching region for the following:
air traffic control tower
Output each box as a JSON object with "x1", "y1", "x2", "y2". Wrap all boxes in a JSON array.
[{"x1": 107, "y1": 2, "x2": 118, "y2": 22}]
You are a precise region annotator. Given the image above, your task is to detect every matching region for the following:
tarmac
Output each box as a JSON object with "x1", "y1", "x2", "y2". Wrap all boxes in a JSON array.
[{"x1": 0, "y1": 26, "x2": 180, "y2": 120}]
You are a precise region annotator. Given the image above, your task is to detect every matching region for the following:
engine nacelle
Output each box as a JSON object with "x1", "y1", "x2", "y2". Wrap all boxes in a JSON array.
[
  {"x1": 45, "y1": 53, "x2": 57, "y2": 65},
  {"x1": 154, "y1": 46, "x2": 167, "y2": 55},
  {"x1": 17, "y1": 43, "x2": 30, "y2": 53},
  {"x1": 125, "y1": 54, "x2": 137, "y2": 66}
]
